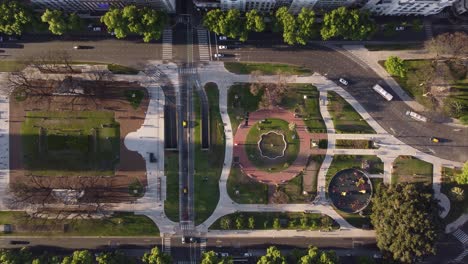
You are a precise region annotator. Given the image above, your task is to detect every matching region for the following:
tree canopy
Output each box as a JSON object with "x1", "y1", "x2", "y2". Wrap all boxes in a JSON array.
[
  {"x1": 203, "y1": 9, "x2": 266, "y2": 41},
  {"x1": 96, "y1": 251, "x2": 134, "y2": 264},
  {"x1": 101, "y1": 6, "x2": 167, "y2": 42},
  {"x1": 61, "y1": 250, "x2": 94, "y2": 264},
  {"x1": 298, "y1": 246, "x2": 339, "y2": 264},
  {"x1": 275, "y1": 7, "x2": 316, "y2": 45},
  {"x1": 245, "y1": 9, "x2": 265, "y2": 33},
  {"x1": 0, "y1": 1, "x2": 31, "y2": 35},
  {"x1": 321, "y1": 7, "x2": 376, "y2": 40},
  {"x1": 385, "y1": 56, "x2": 407, "y2": 78},
  {"x1": 41, "y1": 9, "x2": 68, "y2": 35},
  {"x1": 257, "y1": 246, "x2": 286, "y2": 264},
  {"x1": 201, "y1": 251, "x2": 233, "y2": 264},
  {"x1": 142, "y1": 247, "x2": 172, "y2": 264},
  {"x1": 425, "y1": 32, "x2": 468, "y2": 58},
  {"x1": 371, "y1": 184, "x2": 442, "y2": 263}
]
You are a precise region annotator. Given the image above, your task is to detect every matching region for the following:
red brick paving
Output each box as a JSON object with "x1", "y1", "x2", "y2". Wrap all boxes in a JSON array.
[{"x1": 233, "y1": 107, "x2": 313, "y2": 185}]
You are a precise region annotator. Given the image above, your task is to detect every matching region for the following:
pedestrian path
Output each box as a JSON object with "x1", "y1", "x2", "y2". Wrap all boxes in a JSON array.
[
  {"x1": 162, "y1": 29, "x2": 173, "y2": 61},
  {"x1": 453, "y1": 229, "x2": 468, "y2": 244},
  {"x1": 0, "y1": 74, "x2": 9, "y2": 210},
  {"x1": 179, "y1": 67, "x2": 196, "y2": 75},
  {"x1": 200, "y1": 237, "x2": 207, "y2": 254},
  {"x1": 424, "y1": 20, "x2": 433, "y2": 39},
  {"x1": 197, "y1": 29, "x2": 211, "y2": 62}
]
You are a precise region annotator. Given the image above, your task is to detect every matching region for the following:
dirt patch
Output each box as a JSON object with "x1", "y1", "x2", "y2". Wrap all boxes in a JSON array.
[{"x1": 9, "y1": 80, "x2": 149, "y2": 202}]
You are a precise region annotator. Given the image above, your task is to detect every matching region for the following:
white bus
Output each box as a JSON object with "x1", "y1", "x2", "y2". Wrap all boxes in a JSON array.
[
  {"x1": 406, "y1": 110, "x2": 428, "y2": 122},
  {"x1": 373, "y1": 84, "x2": 393, "y2": 101}
]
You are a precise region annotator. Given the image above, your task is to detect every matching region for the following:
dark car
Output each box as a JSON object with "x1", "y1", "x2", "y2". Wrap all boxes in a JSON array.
[
  {"x1": 149, "y1": 153, "x2": 157, "y2": 163},
  {"x1": 9, "y1": 240, "x2": 30, "y2": 245}
]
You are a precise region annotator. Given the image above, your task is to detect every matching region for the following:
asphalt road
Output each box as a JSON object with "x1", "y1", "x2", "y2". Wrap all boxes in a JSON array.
[{"x1": 215, "y1": 36, "x2": 468, "y2": 162}]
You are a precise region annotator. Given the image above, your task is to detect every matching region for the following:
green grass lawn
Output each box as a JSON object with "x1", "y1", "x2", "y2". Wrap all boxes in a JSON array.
[
  {"x1": 278, "y1": 174, "x2": 310, "y2": 203},
  {"x1": 224, "y1": 62, "x2": 311, "y2": 75},
  {"x1": 391, "y1": 156, "x2": 433, "y2": 185},
  {"x1": 382, "y1": 59, "x2": 468, "y2": 123},
  {"x1": 124, "y1": 90, "x2": 145, "y2": 109},
  {"x1": 440, "y1": 167, "x2": 467, "y2": 224},
  {"x1": 227, "y1": 166, "x2": 268, "y2": 204},
  {"x1": 245, "y1": 119, "x2": 299, "y2": 172},
  {"x1": 227, "y1": 84, "x2": 263, "y2": 135},
  {"x1": 0, "y1": 211, "x2": 159, "y2": 236},
  {"x1": 164, "y1": 151, "x2": 179, "y2": 222},
  {"x1": 364, "y1": 43, "x2": 424, "y2": 51},
  {"x1": 281, "y1": 84, "x2": 326, "y2": 133},
  {"x1": 107, "y1": 64, "x2": 140, "y2": 75},
  {"x1": 209, "y1": 212, "x2": 338, "y2": 231},
  {"x1": 326, "y1": 155, "x2": 384, "y2": 187},
  {"x1": 327, "y1": 92, "x2": 375, "y2": 134},
  {"x1": 193, "y1": 84, "x2": 225, "y2": 224},
  {"x1": 335, "y1": 139, "x2": 375, "y2": 149},
  {"x1": 21, "y1": 111, "x2": 120, "y2": 177}
]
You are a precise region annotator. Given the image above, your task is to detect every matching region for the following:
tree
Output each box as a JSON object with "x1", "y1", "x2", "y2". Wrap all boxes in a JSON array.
[
  {"x1": 455, "y1": 161, "x2": 468, "y2": 185},
  {"x1": 371, "y1": 184, "x2": 442, "y2": 263},
  {"x1": 299, "y1": 246, "x2": 319, "y2": 264},
  {"x1": 245, "y1": 9, "x2": 265, "y2": 33},
  {"x1": 67, "y1": 13, "x2": 83, "y2": 32},
  {"x1": 248, "y1": 216, "x2": 255, "y2": 229},
  {"x1": 138, "y1": 7, "x2": 167, "y2": 42},
  {"x1": 385, "y1": 56, "x2": 407, "y2": 78},
  {"x1": 275, "y1": 7, "x2": 298, "y2": 45},
  {"x1": 203, "y1": 9, "x2": 224, "y2": 35},
  {"x1": 96, "y1": 251, "x2": 134, "y2": 264},
  {"x1": 142, "y1": 247, "x2": 172, "y2": 264},
  {"x1": 321, "y1": 7, "x2": 376, "y2": 41},
  {"x1": 41, "y1": 9, "x2": 67, "y2": 35},
  {"x1": 0, "y1": 1, "x2": 31, "y2": 36},
  {"x1": 300, "y1": 215, "x2": 308, "y2": 229},
  {"x1": 201, "y1": 251, "x2": 233, "y2": 264},
  {"x1": 273, "y1": 218, "x2": 281, "y2": 229},
  {"x1": 235, "y1": 215, "x2": 244, "y2": 229},
  {"x1": 296, "y1": 8, "x2": 316, "y2": 45},
  {"x1": 320, "y1": 216, "x2": 333, "y2": 231},
  {"x1": 257, "y1": 246, "x2": 286, "y2": 264},
  {"x1": 288, "y1": 122, "x2": 296, "y2": 131},
  {"x1": 318, "y1": 251, "x2": 339, "y2": 264},
  {"x1": 425, "y1": 32, "x2": 468, "y2": 58},
  {"x1": 450, "y1": 187, "x2": 465, "y2": 201},
  {"x1": 356, "y1": 256, "x2": 375, "y2": 264},
  {"x1": 220, "y1": 216, "x2": 232, "y2": 229},
  {"x1": 61, "y1": 250, "x2": 93, "y2": 264},
  {"x1": 101, "y1": 8, "x2": 129, "y2": 39},
  {"x1": 0, "y1": 248, "x2": 33, "y2": 264}
]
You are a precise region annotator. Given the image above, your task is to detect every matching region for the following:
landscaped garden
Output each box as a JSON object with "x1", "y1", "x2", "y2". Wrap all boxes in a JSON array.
[
  {"x1": 193, "y1": 84, "x2": 225, "y2": 224},
  {"x1": 245, "y1": 118, "x2": 299, "y2": 172},
  {"x1": 391, "y1": 156, "x2": 433, "y2": 184},
  {"x1": 383, "y1": 59, "x2": 468, "y2": 124},
  {"x1": 224, "y1": 62, "x2": 311, "y2": 75},
  {"x1": 209, "y1": 212, "x2": 338, "y2": 231},
  {"x1": 21, "y1": 111, "x2": 120, "y2": 177},
  {"x1": 327, "y1": 92, "x2": 375, "y2": 134},
  {"x1": 328, "y1": 169, "x2": 373, "y2": 213},
  {"x1": 0, "y1": 211, "x2": 159, "y2": 236},
  {"x1": 326, "y1": 155, "x2": 384, "y2": 186},
  {"x1": 281, "y1": 84, "x2": 326, "y2": 133},
  {"x1": 227, "y1": 166, "x2": 269, "y2": 204},
  {"x1": 335, "y1": 139, "x2": 376, "y2": 149}
]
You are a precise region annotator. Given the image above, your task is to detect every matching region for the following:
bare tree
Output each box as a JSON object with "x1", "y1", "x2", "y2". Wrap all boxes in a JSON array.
[{"x1": 425, "y1": 32, "x2": 468, "y2": 59}]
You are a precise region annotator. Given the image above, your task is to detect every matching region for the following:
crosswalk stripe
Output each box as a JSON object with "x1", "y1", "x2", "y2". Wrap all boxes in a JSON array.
[
  {"x1": 162, "y1": 28, "x2": 173, "y2": 60},
  {"x1": 200, "y1": 237, "x2": 207, "y2": 254},
  {"x1": 163, "y1": 236, "x2": 171, "y2": 254},
  {"x1": 197, "y1": 29, "x2": 211, "y2": 62},
  {"x1": 453, "y1": 229, "x2": 468, "y2": 244},
  {"x1": 454, "y1": 249, "x2": 468, "y2": 262}
]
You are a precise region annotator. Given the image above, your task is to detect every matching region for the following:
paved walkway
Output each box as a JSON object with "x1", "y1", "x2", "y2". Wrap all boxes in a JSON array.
[
  {"x1": 196, "y1": 62, "x2": 463, "y2": 236},
  {"x1": 233, "y1": 108, "x2": 312, "y2": 184},
  {"x1": 0, "y1": 73, "x2": 9, "y2": 210}
]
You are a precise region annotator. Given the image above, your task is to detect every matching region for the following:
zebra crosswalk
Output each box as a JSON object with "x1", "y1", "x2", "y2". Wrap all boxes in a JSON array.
[
  {"x1": 454, "y1": 249, "x2": 468, "y2": 263},
  {"x1": 200, "y1": 237, "x2": 207, "y2": 254},
  {"x1": 180, "y1": 221, "x2": 194, "y2": 231},
  {"x1": 453, "y1": 229, "x2": 468, "y2": 244},
  {"x1": 163, "y1": 236, "x2": 171, "y2": 254},
  {"x1": 424, "y1": 20, "x2": 433, "y2": 39},
  {"x1": 162, "y1": 29, "x2": 173, "y2": 61},
  {"x1": 197, "y1": 29, "x2": 211, "y2": 62},
  {"x1": 178, "y1": 67, "x2": 196, "y2": 75}
]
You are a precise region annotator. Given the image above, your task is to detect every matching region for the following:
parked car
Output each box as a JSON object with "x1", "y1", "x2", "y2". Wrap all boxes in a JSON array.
[
  {"x1": 93, "y1": 27, "x2": 102, "y2": 32},
  {"x1": 214, "y1": 53, "x2": 224, "y2": 58},
  {"x1": 219, "y1": 45, "x2": 227, "y2": 49},
  {"x1": 339, "y1": 78, "x2": 349, "y2": 85},
  {"x1": 183, "y1": 187, "x2": 188, "y2": 194},
  {"x1": 243, "y1": 252, "x2": 253, "y2": 257},
  {"x1": 149, "y1": 153, "x2": 157, "y2": 163},
  {"x1": 9, "y1": 241, "x2": 30, "y2": 245},
  {"x1": 218, "y1": 252, "x2": 229, "y2": 257},
  {"x1": 219, "y1": 36, "x2": 227, "y2": 41},
  {"x1": 73, "y1": 45, "x2": 83, "y2": 50},
  {"x1": 395, "y1": 26, "x2": 405, "y2": 31}
]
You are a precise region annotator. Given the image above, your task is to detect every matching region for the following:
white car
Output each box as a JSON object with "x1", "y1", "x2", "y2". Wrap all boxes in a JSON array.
[
  {"x1": 243, "y1": 253, "x2": 253, "y2": 257},
  {"x1": 395, "y1": 26, "x2": 405, "y2": 31},
  {"x1": 214, "y1": 53, "x2": 224, "y2": 58},
  {"x1": 219, "y1": 45, "x2": 227, "y2": 49},
  {"x1": 218, "y1": 252, "x2": 229, "y2": 257},
  {"x1": 219, "y1": 36, "x2": 227, "y2": 41},
  {"x1": 93, "y1": 27, "x2": 102, "y2": 32},
  {"x1": 339, "y1": 78, "x2": 349, "y2": 86}
]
